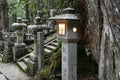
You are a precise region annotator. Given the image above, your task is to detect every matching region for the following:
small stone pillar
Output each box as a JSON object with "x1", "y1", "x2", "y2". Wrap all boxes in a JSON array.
[
  {"x1": 50, "y1": 9, "x2": 56, "y2": 17},
  {"x1": 47, "y1": 21, "x2": 54, "y2": 32},
  {"x1": 37, "y1": 32, "x2": 44, "y2": 70},
  {"x1": 48, "y1": 9, "x2": 56, "y2": 31},
  {"x1": 22, "y1": 18, "x2": 29, "y2": 40},
  {"x1": 26, "y1": 30, "x2": 31, "y2": 40},
  {"x1": 27, "y1": 16, "x2": 43, "y2": 76},
  {"x1": 12, "y1": 17, "x2": 27, "y2": 61}
]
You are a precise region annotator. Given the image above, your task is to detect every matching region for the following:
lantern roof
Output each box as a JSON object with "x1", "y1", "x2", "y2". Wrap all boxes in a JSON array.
[
  {"x1": 49, "y1": 7, "x2": 80, "y2": 20},
  {"x1": 12, "y1": 17, "x2": 27, "y2": 28}
]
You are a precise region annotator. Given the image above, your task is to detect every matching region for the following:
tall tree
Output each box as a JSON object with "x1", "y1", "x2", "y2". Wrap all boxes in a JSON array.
[
  {"x1": 0, "y1": 0, "x2": 9, "y2": 39},
  {"x1": 25, "y1": 0, "x2": 30, "y2": 20}
]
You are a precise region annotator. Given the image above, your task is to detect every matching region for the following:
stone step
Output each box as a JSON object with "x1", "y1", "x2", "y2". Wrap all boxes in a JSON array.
[
  {"x1": 44, "y1": 48, "x2": 52, "y2": 53},
  {"x1": 16, "y1": 38, "x2": 59, "y2": 73},
  {"x1": 44, "y1": 37, "x2": 58, "y2": 46},
  {"x1": 51, "y1": 42, "x2": 59, "y2": 46},
  {"x1": 17, "y1": 61, "x2": 27, "y2": 72},
  {"x1": 46, "y1": 45, "x2": 56, "y2": 50}
]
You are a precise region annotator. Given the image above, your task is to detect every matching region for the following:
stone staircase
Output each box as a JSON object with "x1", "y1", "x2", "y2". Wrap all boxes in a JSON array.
[{"x1": 16, "y1": 38, "x2": 59, "y2": 72}]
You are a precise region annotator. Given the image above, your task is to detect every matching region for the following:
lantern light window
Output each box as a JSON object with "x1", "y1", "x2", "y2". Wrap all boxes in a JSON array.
[{"x1": 58, "y1": 23, "x2": 65, "y2": 35}]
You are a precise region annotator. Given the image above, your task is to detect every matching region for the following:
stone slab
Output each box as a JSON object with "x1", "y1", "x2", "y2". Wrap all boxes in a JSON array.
[
  {"x1": 0, "y1": 62, "x2": 32, "y2": 80},
  {"x1": 44, "y1": 48, "x2": 52, "y2": 53},
  {"x1": 17, "y1": 61, "x2": 27, "y2": 72},
  {"x1": 51, "y1": 42, "x2": 58, "y2": 46},
  {"x1": 46, "y1": 45, "x2": 56, "y2": 50},
  {"x1": 0, "y1": 74, "x2": 7, "y2": 80}
]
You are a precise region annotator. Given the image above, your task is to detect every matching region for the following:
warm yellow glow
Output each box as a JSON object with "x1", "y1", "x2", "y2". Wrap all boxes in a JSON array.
[
  {"x1": 73, "y1": 27, "x2": 77, "y2": 32},
  {"x1": 58, "y1": 23, "x2": 65, "y2": 35}
]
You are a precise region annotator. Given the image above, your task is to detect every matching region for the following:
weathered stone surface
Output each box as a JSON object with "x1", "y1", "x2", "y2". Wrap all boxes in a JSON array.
[
  {"x1": 0, "y1": 74, "x2": 7, "y2": 80},
  {"x1": 17, "y1": 61, "x2": 27, "y2": 72},
  {"x1": 3, "y1": 33, "x2": 12, "y2": 62},
  {"x1": 12, "y1": 18, "x2": 27, "y2": 61},
  {"x1": 37, "y1": 32, "x2": 44, "y2": 70},
  {"x1": 0, "y1": 62, "x2": 32, "y2": 80},
  {"x1": 62, "y1": 42, "x2": 77, "y2": 80},
  {"x1": 29, "y1": 51, "x2": 37, "y2": 61},
  {"x1": 13, "y1": 43, "x2": 26, "y2": 61},
  {"x1": 27, "y1": 59, "x2": 37, "y2": 76},
  {"x1": 3, "y1": 42, "x2": 13, "y2": 62}
]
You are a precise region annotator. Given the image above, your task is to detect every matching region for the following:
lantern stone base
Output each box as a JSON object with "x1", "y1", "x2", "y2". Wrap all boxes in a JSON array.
[{"x1": 13, "y1": 43, "x2": 26, "y2": 61}]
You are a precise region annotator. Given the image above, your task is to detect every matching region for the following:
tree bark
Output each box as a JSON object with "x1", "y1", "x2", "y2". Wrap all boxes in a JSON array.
[
  {"x1": 25, "y1": 0, "x2": 30, "y2": 21},
  {"x1": 77, "y1": 0, "x2": 120, "y2": 80},
  {"x1": 0, "y1": 0, "x2": 9, "y2": 39}
]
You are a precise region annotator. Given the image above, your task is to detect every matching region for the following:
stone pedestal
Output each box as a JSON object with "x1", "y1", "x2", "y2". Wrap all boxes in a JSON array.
[
  {"x1": 13, "y1": 43, "x2": 26, "y2": 61},
  {"x1": 13, "y1": 32, "x2": 26, "y2": 61},
  {"x1": 62, "y1": 42, "x2": 77, "y2": 80}
]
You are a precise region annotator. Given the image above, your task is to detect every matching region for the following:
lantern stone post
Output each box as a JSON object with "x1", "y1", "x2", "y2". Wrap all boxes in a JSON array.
[
  {"x1": 49, "y1": 8, "x2": 81, "y2": 80},
  {"x1": 12, "y1": 17, "x2": 27, "y2": 61}
]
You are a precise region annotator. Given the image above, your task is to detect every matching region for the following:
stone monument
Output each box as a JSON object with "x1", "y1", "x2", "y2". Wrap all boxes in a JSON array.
[
  {"x1": 12, "y1": 17, "x2": 27, "y2": 61},
  {"x1": 27, "y1": 15, "x2": 44, "y2": 76}
]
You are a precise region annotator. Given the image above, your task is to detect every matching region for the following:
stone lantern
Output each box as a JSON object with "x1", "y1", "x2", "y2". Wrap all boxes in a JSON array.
[
  {"x1": 27, "y1": 16, "x2": 45, "y2": 76},
  {"x1": 49, "y1": 7, "x2": 81, "y2": 42},
  {"x1": 49, "y1": 7, "x2": 81, "y2": 80},
  {"x1": 12, "y1": 17, "x2": 27, "y2": 61},
  {"x1": 27, "y1": 16, "x2": 43, "y2": 61}
]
